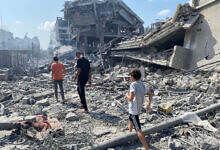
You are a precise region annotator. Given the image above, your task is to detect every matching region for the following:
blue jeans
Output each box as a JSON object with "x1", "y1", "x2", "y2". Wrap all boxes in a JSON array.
[{"x1": 54, "y1": 80, "x2": 65, "y2": 100}]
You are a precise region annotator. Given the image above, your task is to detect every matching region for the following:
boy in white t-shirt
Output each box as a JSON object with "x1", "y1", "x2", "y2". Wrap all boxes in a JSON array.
[{"x1": 125, "y1": 69, "x2": 153, "y2": 150}]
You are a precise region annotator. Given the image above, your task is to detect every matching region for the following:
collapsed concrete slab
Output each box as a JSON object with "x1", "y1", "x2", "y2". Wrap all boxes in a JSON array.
[
  {"x1": 169, "y1": 46, "x2": 193, "y2": 70},
  {"x1": 109, "y1": 1, "x2": 220, "y2": 72}
]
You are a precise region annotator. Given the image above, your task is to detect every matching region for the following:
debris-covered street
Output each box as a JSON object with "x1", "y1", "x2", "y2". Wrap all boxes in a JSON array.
[
  {"x1": 0, "y1": 60, "x2": 220, "y2": 149},
  {"x1": 0, "y1": 0, "x2": 220, "y2": 149}
]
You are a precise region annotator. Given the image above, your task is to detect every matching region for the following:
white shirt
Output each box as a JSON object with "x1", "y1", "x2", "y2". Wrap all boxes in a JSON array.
[{"x1": 129, "y1": 81, "x2": 149, "y2": 115}]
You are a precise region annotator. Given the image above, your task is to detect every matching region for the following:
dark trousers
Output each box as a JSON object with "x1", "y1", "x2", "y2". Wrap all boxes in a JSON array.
[
  {"x1": 54, "y1": 80, "x2": 65, "y2": 100},
  {"x1": 77, "y1": 80, "x2": 88, "y2": 111}
]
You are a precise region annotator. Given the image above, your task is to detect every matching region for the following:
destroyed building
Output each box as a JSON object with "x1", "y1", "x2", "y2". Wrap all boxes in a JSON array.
[
  {"x1": 0, "y1": 50, "x2": 31, "y2": 80},
  {"x1": 0, "y1": 28, "x2": 41, "y2": 80},
  {"x1": 54, "y1": 17, "x2": 71, "y2": 46},
  {"x1": 109, "y1": 0, "x2": 220, "y2": 72},
  {"x1": 0, "y1": 29, "x2": 40, "y2": 51},
  {"x1": 63, "y1": 0, "x2": 144, "y2": 54}
]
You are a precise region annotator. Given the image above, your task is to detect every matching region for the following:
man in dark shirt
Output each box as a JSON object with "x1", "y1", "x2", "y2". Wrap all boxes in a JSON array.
[{"x1": 73, "y1": 51, "x2": 92, "y2": 113}]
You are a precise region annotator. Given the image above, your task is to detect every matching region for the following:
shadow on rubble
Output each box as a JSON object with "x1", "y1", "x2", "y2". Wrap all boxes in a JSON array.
[
  {"x1": 89, "y1": 112, "x2": 121, "y2": 124},
  {"x1": 64, "y1": 102, "x2": 79, "y2": 109},
  {"x1": 117, "y1": 141, "x2": 159, "y2": 150},
  {"x1": 0, "y1": 129, "x2": 39, "y2": 148},
  {"x1": 115, "y1": 127, "x2": 177, "y2": 150}
]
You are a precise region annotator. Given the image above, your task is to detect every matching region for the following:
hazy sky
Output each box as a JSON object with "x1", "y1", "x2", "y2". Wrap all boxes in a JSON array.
[{"x1": 0, "y1": 0, "x2": 191, "y2": 49}]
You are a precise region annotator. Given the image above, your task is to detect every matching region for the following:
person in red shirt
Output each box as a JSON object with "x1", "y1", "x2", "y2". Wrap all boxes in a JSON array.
[{"x1": 51, "y1": 56, "x2": 66, "y2": 103}]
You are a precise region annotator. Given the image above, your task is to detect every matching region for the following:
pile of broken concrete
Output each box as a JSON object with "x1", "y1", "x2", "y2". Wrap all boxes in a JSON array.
[{"x1": 0, "y1": 62, "x2": 220, "y2": 150}]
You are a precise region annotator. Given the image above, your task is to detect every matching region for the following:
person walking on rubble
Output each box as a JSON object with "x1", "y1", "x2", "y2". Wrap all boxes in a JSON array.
[
  {"x1": 73, "y1": 51, "x2": 92, "y2": 113},
  {"x1": 125, "y1": 69, "x2": 153, "y2": 150},
  {"x1": 51, "y1": 56, "x2": 66, "y2": 103}
]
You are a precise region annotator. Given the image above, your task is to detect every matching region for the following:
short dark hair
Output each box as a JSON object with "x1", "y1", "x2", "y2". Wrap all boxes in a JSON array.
[
  {"x1": 129, "y1": 69, "x2": 141, "y2": 80},
  {"x1": 54, "y1": 56, "x2": 58, "y2": 61}
]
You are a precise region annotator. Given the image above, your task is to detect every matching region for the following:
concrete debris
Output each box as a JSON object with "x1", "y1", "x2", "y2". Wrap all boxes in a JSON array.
[
  {"x1": 181, "y1": 112, "x2": 218, "y2": 132},
  {"x1": 52, "y1": 0, "x2": 144, "y2": 55},
  {"x1": 66, "y1": 112, "x2": 79, "y2": 122},
  {"x1": 0, "y1": 103, "x2": 4, "y2": 116},
  {"x1": 109, "y1": 1, "x2": 220, "y2": 72},
  {"x1": 0, "y1": 59, "x2": 219, "y2": 149},
  {"x1": 0, "y1": 1, "x2": 220, "y2": 150},
  {"x1": 35, "y1": 99, "x2": 50, "y2": 107},
  {"x1": 158, "y1": 103, "x2": 172, "y2": 114}
]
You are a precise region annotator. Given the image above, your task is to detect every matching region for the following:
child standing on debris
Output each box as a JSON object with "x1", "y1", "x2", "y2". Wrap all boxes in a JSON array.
[
  {"x1": 125, "y1": 69, "x2": 153, "y2": 150},
  {"x1": 51, "y1": 56, "x2": 66, "y2": 103}
]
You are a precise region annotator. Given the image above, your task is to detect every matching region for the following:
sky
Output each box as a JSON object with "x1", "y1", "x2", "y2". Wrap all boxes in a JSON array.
[{"x1": 0, "y1": 0, "x2": 191, "y2": 49}]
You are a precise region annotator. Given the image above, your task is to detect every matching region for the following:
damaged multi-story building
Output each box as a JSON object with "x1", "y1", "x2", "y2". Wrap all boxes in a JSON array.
[
  {"x1": 109, "y1": 0, "x2": 220, "y2": 71},
  {"x1": 62, "y1": 0, "x2": 144, "y2": 54},
  {"x1": 0, "y1": 29, "x2": 41, "y2": 80},
  {"x1": 54, "y1": 17, "x2": 71, "y2": 46}
]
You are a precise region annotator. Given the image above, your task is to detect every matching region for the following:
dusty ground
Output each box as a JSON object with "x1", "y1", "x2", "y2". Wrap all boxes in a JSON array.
[{"x1": 0, "y1": 63, "x2": 220, "y2": 150}]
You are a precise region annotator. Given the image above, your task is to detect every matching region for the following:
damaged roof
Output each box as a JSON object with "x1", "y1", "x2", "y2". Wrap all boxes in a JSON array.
[{"x1": 111, "y1": 4, "x2": 200, "y2": 52}]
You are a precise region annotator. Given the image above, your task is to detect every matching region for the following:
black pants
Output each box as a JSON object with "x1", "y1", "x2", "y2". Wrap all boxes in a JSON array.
[
  {"x1": 129, "y1": 114, "x2": 141, "y2": 131},
  {"x1": 54, "y1": 80, "x2": 65, "y2": 100},
  {"x1": 77, "y1": 80, "x2": 88, "y2": 111}
]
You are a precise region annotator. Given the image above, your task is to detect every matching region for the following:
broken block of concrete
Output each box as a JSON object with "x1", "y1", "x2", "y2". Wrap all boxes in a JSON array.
[
  {"x1": 22, "y1": 97, "x2": 35, "y2": 105},
  {"x1": 169, "y1": 46, "x2": 193, "y2": 70},
  {"x1": 66, "y1": 112, "x2": 79, "y2": 121},
  {"x1": 199, "y1": 84, "x2": 209, "y2": 92},
  {"x1": 215, "y1": 85, "x2": 220, "y2": 94},
  {"x1": 33, "y1": 90, "x2": 54, "y2": 100},
  {"x1": 158, "y1": 103, "x2": 172, "y2": 114},
  {"x1": 36, "y1": 99, "x2": 50, "y2": 107},
  {"x1": 0, "y1": 68, "x2": 9, "y2": 81},
  {"x1": 92, "y1": 126, "x2": 117, "y2": 137},
  {"x1": 0, "y1": 93, "x2": 13, "y2": 103}
]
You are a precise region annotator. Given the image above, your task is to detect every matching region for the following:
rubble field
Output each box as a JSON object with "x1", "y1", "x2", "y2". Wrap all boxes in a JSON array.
[{"x1": 0, "y1": 61, "x2": 220, "y2": 150}]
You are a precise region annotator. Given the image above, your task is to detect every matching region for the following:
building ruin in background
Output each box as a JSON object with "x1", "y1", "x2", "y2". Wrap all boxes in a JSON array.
[
  {"x1": 54, "y1": 17, "x2": 71, "y2": 46},
  {"x1": 108, "y1": 0, "x2": 220, "y2": 72},
  {"x1": 0, "y1": 29, "x2": 41, "y2": 80},
  {"x1": 62, "y1": 0, "x2": 144, "y2": 54}
]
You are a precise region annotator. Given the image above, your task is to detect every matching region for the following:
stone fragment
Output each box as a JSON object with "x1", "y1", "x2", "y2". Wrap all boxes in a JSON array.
[
  {"x1": 158, "y1": 103, "x2": 172, "y2": 114},
  {"x1": 140, "y1": 118, "x2": 146, "y2": 124},
  {"x1": 22, "y1": 97, "x2": 35, "y2": 105},
  {"x1": 214, "y1": 94, "x2": 220, "y2": 99},
  {"x1": 66, "y1": 112, "x2": 79, "y2": 121},
  {"x1": 0, "y1": 116, "x2": 23, "y2": 123},
  {"x1": 81, "y1": 146, "x2": 92, "y2": 150},
  {"x1": 24, "y1": 89, "x2": 36, "y2": 95},
  {"x1": 24, "y1": 115, "x2": 35, "y2": 121},
  {"x1": 92, "y1": 126, "x2": 113, "y2": 136},
  {"x1": 33, "y1": 90, "x2": 54, "y2": 100},
  {"x1": 148, "y1": 114, "x2": 159, "y2": 122},
  {"x1": 215, "y1": 85, "x2": 220, "y2": 94},
  {"x1": 0, "y1": 103, "x2": 4, "y2": 116},
  {"x1": 155, "y1": 69, "x2": 163, "y2": 76},
  {"x1": 199, "y1": 84, "x2": 209, "y2": 92},
  {"x1": 163, "y1": 78, "x2": 174, "y2": 86},
  {"x1": 36, "y1": 99, "x2": 50, "y2": 107}
]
